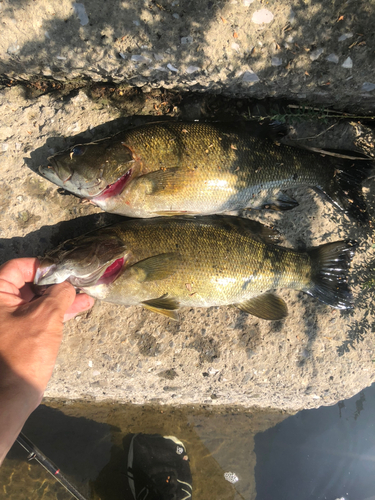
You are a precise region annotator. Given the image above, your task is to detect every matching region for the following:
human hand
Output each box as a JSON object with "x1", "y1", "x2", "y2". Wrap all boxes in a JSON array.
[{"x1": 0, "y1": 257, "x2": 95, "y2": 464}]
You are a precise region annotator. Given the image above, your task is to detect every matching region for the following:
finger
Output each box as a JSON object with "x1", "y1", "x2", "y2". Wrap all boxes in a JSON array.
[
  {"x1": 63, "y1": 294, "x2": 95, "y2": 322},
  {"x1": 0, "y1": 258, "x2": 39, "y2": 289},
  {"x1": 0, "y1": 278, "x2": 22, "y2": 297},
  {"x1": 19, "y1": 283, "x2": 36, "y2": 303},
  {"x1": 41, "y1": 282, "x2": 76, "y2": 321}
]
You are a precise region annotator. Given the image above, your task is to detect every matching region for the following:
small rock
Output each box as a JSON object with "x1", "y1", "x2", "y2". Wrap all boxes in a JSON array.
[
  {"x1": 310, "y1": 48, "x2": 324, "y2": 61},
  {"x1": 133, "y1": 20, "x2": 140, "y2": 26},
  {"x1": 326, "y1": 53, "x2": 339, "y2": 64},
  {"x1": 118, "y1": 52, "x2": 127, "y2": 59},
  {"x1": 243, "y1": 0, "x2": 254, "y2": 5},
  {"x1": 1, "y1": 144, "x2": 9, "y2": 152},
  {"x1": 271, "y1": 57, "x2": 282, "y2": 66},
  {"x1": 242, "y1": 70, "x2": 259, "y2": 83},
  {"x1": 73, "y1": 3, "x2": 89, "y2": 26},
  {"x1": 338, "y1": 33, "x2": 353, "y2": 42},
  {"x1": 232, "y1": 42, "x2": 240, "y2": 52},
  {"x1": 88, "y1": 360, "x2": 93, "y2": 367},
  {"x1": 7, "y1": 43, "x2": 20, "y2": 55},
  {"x1": 252, "y1": 9, "x2": 274, "y2": 24},
  {"x1": 172, "y1": 13, "x2": 180, "y2": 19},
  {"x1": 186, "y1": 65, "x2": 200, "y2": 74},
  {"x1": 342, "y1": 56, "x2": 353, "y2": 69},
  {"x1": 154, "y1": 66, "x2": 168, "y2": 72},
  {"x1": 56, "y1": 55, "x2": 67, "y2": 60},
  {"x1": 167, "y1": 63, "x2": 178, "y2": 72},
  {"x1": 153, "y1": 53, "x2": 164, "y2": 61},
  {"x1": 361, "y1": 82, "x2": 375, "y2": 92},
  {"x1": 181, "y1": 36, "x2": 193, "y2": 44},
  {"x1": 131, "y1": 55, "x2": 151, "y2": 63}
]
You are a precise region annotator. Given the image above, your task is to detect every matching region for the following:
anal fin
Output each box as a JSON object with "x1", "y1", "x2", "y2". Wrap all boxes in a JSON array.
[
  {"x1": 236, "y1": 293, "x2": 288, "y2": 320},
  {"x1": 142, "y1": 294, "x2": 179, "y2": 320}
]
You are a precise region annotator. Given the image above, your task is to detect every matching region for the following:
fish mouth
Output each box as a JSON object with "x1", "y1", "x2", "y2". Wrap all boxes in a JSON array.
[
  {"x1": 91, "y1": 169, "x2": 133, "y2": 202},
  {"x1": 94, "y1": 257, "x2": 124, "y2": 286},
  {"x1": 34, "y1": 257, "x2": 125, "y2": 289}
]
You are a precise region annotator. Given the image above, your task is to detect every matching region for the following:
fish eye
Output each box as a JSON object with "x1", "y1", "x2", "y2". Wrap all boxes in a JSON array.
[{"x1": 72, "y1": 146, "x2": 86, "y2": 157}]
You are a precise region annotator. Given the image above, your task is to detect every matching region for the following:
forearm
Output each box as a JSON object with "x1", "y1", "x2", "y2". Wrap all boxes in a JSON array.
[{"x1": 0, "y1": 379, "x2": 41, "y2": 465}]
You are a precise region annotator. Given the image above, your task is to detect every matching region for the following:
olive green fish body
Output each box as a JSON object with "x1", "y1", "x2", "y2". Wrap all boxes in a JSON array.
[
  {"x1": 43, "y1": 122, "x2": 370, "y2": 221},
  {"x1": 34, "y1": 217, "x2": 356, "y2": 320}
]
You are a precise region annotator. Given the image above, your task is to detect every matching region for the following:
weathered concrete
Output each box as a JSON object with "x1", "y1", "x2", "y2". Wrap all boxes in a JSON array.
[
  {"x1": 1, "y1": 85, "x2": 375, "y2": 411},
  {"x1": 1, "y1": 0, "x2": 375, "y2": 107},
  {"x1": 1, "y1": 0, "x2": 375, "y2": 411}
]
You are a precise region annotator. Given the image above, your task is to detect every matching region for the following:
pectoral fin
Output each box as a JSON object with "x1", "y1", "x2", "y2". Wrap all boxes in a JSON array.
[
  {"x1": 236, "y1": 293, "x2": 288, "y2": 320},
  {"x1": 131, "y1": 253, "x2": 181, "y2": 282},
  {"x1": 260, "y1": 192, "x2": 298, "y2": 211},
  {"x1": 140, "y1": 167, "x2": 190, "y2": 196},
  {"x1": 142, "y1": 294, "x2": 179, "y2": 320}
]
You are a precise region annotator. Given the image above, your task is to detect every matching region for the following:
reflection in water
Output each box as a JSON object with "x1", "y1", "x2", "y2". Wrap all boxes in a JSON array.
[
  {"x1": 1, "y1": 402, "x2": 286, "y2": 500},
  {"x1": 255, "y1": 384, "x2": 375, "y2": 500},
  {"x1": 2, "y1": 385, "x2": 375, "y2": 499}
]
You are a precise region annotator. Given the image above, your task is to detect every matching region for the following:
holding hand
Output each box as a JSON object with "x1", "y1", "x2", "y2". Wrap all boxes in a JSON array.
[{"x1": 0, "y1": 258, "x2": 95, "y2": 465}]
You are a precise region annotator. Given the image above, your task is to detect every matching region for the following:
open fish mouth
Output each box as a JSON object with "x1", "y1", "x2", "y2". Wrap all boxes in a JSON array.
[
  {"x1": 34, "y1": 257, "x2": 125, "y2": 289},
  {"x1": 91, "y1": 168, "x2": 133, "y2": 202}
]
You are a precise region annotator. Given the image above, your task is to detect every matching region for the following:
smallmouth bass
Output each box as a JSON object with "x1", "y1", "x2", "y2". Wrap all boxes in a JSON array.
[
  {"x1": 41, "y1": 121, "x2": 371, "y2": 222},
  {"x1": 34, "y1": 216, "x2": 357, "y2": 321}
]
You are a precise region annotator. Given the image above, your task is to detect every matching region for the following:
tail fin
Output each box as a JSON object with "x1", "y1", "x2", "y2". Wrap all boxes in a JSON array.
[
  {"x1": 321, "y1": 159, "x2": 372, "y2": 223},
  {"x1": 307, "y1": 240, "x2": 357, "y2": 309}
]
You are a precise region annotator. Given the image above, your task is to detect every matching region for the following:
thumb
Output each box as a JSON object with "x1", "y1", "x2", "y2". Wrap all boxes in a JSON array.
[{"x1": 41, "y1": 282, "x2": 77, "y2": 320}]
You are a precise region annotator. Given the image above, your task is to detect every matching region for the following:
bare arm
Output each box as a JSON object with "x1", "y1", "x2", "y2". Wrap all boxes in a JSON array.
[{"x1": 0, "y1": 258, "x2": 95, "y2": 465}]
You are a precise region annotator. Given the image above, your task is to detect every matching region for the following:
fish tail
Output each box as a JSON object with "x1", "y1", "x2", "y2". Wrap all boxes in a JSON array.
[
  {"x1": 307, "y1": 240, "x2": 357, "y2": 309},
  {"x1": 323, "y1": 159, "x2": 372, "y2": 223}
]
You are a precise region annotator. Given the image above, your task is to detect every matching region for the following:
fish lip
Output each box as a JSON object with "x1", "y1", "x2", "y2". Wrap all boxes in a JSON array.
[{"x1": 34, "y1": 262, "x2": 58, "y2": 285}]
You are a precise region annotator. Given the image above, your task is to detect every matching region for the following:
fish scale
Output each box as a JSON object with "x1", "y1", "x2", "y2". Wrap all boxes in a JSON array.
[
  {"x1": 34, "y1": 217, "x2": 356, "y2": 321},
  {"x1": 43, "y1": 121, "x2": 371, "y2": 222}
]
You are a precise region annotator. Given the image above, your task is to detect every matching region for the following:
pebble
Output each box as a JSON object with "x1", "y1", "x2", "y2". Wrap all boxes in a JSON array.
[
  {"x1": 1, "y1": 144, "x2": 9, "y2": 152},
  {"x1": 131, "y1": 55, "x2": 151, "y2": 63},
  {"x1": 88, "y1": 360, "x2": 93, "y2": 367},
  {"x1": 153, "y1": 53, "x2": 164, "y2": 61},
  {"x1": 326, "y1": 53, "x2": 339, "y2": 64},
  {"x1": 361, "y1": 82, "x2": 375, "y2": 92},
  {"x1": 119, "y1": 52, "x2": 127, "y2": 59},
  {"x1": 271, "y1": 57, "x2": 282, "y2": 66},
  {"x1": 342, "y1": 56, "x2": 353, "y2": 69},
  {"x1": 242, "y1": 70, "x2": 259, "y2": 83},
  {"x1": 155, "y1": 66, "x2": 168, "y2": 72},
  {"x1": 7, "y1": 43, "x2": 20, "y2": 55},
  {"x1": 310, "y1": 48, "x2": 324, "y2": 61},
  {"x1": 172, "y1": 13, "x2": 180, "y2": 19},
  {"x1": 338, "y1": 33, "x2": 353, "y2": 42},
  {"x1": 167, "y1": 63, "x2": 178, "y2": 72},
  {"x1": 243, "y1": 0, "x2": 254, "y2": 5},
  {"x1": 251, "y1": 9, "x2": 274, "y2": 24},
  {"x1": 133, "y1": 20, "x2": 140, "y2": 26},
  {"x1": 231, "y1": 42, "x2": 240, "y2": 52},
  {"x1": 181, "y1": 36, "x2": 193, "y2": 44},
  {"x1": 73, "y1": 3, "x2": 89, "y2": 26},
  {"x1": 186, "y1": 65, "x2": 200, "y2": 74}
]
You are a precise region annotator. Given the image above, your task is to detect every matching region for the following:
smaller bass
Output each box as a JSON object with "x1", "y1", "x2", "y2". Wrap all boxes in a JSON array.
[{"x1": 34, "y1": 216, "x2": 357, "y2": 321}]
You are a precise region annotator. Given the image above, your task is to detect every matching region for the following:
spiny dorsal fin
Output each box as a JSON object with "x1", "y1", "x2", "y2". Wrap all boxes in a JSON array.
[
  {"x1": 236, "y1": 293, "x2": 288, "y2": 320},
  {"x1": 142, "y1": 294, "x2": 179, "y2": 320},
  {"x1": 131, "y1": 253, "x2": 181, "y2": 282}
]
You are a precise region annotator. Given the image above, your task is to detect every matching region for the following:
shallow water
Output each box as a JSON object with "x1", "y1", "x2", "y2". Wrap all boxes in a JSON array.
[{"x1": 2, "y1": 384, "x2": 375, "y2": 500}]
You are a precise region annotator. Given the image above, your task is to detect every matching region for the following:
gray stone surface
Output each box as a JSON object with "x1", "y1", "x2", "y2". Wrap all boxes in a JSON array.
[
  {"x1": 1, "y1": 0, "x2": 375, "y2": 106},
  {"x1": 1, "y1": 86, "x2": 375, "y2": 411}
]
